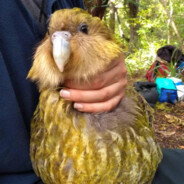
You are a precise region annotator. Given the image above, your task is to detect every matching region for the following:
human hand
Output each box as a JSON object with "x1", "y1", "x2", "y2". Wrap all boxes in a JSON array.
[{"x1": 60, "y1": 54, "x2": 127, "y2": 113}]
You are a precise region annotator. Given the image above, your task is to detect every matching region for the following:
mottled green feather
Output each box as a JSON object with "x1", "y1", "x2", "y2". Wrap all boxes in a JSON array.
[{"x1": 30, "y1": 87, "x2": 162, "y2": 184}]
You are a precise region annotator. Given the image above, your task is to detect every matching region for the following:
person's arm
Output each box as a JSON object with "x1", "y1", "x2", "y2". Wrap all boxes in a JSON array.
[{"x1": 60, "y1": 54, "x2": 127, "y2": 113}]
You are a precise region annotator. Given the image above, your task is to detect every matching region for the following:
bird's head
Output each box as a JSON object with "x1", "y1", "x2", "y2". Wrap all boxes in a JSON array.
[{"x1": 28, "y1": 8, "x2": 122, "y2": 91}]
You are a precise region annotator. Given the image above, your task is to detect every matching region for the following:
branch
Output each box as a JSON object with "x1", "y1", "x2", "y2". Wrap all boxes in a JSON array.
[{"x1": 159, "y1": 0, "x2": 184, "y2": 51}]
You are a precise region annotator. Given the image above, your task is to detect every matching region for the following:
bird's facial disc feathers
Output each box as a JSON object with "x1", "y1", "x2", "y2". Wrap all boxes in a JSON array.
[
  {"x1": 28, "y1": 8, "x2": 122, "y2": 90},
  {"x1": 52, "y1": 31, "x2": 71, "y2": 72}
]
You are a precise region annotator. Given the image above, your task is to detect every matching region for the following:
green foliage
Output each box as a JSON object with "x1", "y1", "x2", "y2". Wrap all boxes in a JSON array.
[
  {"x1": 157, "y1": 61, "x2": 183, "y2": 79},
  {"x1": 155, "y1": 102, "x2": 172, "y2": 113},
  {"x1": 103, "y1": 0, "x2": 184, "y2": 77}
]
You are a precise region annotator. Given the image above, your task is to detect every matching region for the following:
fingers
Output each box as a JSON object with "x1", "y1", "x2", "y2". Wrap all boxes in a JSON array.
[
  {"x1": 60, "y1": 77, "x2": 127, "y2": 113},
  {"x1": 73, "y1": 94, "x2": 125, "y2": 113},
  {"x1": 64, "y1": 54, "x2": 126, "y2": 90},
  {"x1": 91, "y1": 58, "x2": 127, "y2": 90},
  {"x1": 60, "y1": 80, "x2": 125, "y2": 103},
  {"x1": 60, "y1": 53, "x2": 127, "y2": 113}
]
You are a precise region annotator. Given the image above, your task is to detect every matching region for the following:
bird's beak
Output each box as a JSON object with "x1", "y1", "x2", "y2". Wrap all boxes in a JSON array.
[{"x1": 52, "y1": 31, "x2": 71, "y2": 72}]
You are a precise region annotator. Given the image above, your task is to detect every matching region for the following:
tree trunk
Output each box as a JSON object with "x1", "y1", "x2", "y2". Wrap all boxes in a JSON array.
[
  {"x1": 116, "y1": 9, "x2": 123, "y2": 37},
  {"x1": 167, "y1": 0, "x2": 173, "y2": 44},
  {"x1": 109, "y1": 0, "x2": 116, "y2": 33},
  {"x1": 128, "y1": 0, "x2": 139, "y2": 44},
  {"x1": 84, "y1": 0, "x2": 109, "y2": 19},
  {"x1": 159, "y1": 0, "x2": 184, "y2": 51},
  {"x1": 116, "y1": 9, "x2": 130, "y2": 42}
]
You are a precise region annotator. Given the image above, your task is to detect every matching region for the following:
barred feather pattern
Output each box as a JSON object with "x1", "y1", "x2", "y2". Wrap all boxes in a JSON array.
[{"x1": 30, "y1": 87, "x2": 162, "y2": 184}]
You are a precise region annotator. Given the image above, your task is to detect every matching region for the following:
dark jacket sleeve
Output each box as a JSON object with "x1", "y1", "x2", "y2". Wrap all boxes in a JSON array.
[
  {"x1": 0, "y1": 0, "x2": 84, "y2": 183},
  {"x1": 46, "y1": 0, "x2": 85, "y2": 14}
]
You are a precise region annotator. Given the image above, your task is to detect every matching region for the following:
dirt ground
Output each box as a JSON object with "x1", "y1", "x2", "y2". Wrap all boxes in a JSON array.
[
  {"x1": 153, "y1": 101, "x2": 184, "y2": 149},
  {"x1": 129, "y1": 74, "x2": 184, "y2": 149}
]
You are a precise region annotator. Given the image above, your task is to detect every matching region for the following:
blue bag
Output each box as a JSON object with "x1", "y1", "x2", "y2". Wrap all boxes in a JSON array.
[
  {"x1": 159, "y1": 88, "x2": 178, "y2": 104},
  {"x1": 156, "y1": 78, "x2": 178, "y2": 104}
]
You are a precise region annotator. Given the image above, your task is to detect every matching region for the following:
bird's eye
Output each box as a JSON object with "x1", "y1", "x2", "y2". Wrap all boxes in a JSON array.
[{"x1": 78, "y1": 23, "x2": 88, "y2": 34}]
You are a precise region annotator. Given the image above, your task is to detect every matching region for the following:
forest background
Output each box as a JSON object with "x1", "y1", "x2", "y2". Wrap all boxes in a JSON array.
[
  {"x1": 84, "y1": 0, "x2": 184, "y2": 149},
  {"x1": 84, "y1": 0, "x2": 184, "y2": 75}
]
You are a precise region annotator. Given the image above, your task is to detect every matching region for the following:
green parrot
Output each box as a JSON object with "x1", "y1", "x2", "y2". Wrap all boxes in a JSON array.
[{"x1": 28, "y1": 8, "x2": 162, "y2": 184}]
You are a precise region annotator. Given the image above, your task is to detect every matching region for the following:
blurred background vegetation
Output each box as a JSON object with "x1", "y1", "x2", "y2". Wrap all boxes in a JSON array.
[{"x1": 83, "y1": 0, "x2": 184, "y2": 77}]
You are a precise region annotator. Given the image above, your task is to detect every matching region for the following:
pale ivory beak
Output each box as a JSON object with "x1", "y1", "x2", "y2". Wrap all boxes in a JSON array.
[{"x1": 52, "y1": 31, "x2": 71, "y2": 72}]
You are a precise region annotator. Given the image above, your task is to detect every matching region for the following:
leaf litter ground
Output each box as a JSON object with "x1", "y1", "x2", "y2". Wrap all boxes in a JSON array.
[
  {"x1": 129, "y1": 74, "x2": 184, "y2": 149},
  {"x1": 153, "y1": 102, "x2": 184, "y2": 149}
]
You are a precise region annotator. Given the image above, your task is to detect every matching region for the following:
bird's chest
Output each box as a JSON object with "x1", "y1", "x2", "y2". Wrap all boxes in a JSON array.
[{"x1": 30, "y1": 89, "x2": 162, "y2": 184}]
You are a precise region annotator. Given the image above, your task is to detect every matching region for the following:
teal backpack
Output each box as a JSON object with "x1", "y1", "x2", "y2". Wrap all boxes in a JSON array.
[{"x1": 155, "y1": 78, "x2": 178, "y2": 104}]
